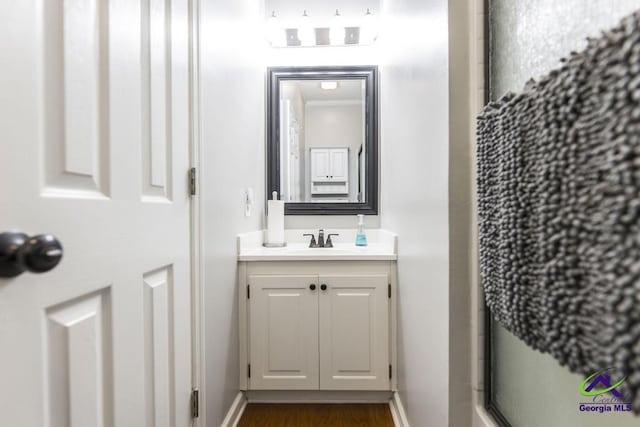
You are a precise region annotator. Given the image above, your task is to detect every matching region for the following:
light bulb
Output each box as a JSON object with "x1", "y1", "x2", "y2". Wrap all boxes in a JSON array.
[
  {"x1": 299, "y1": 10, "x2": 314, "y2": 46},
  {"x1": 360, "y1": 8, "x2": 378, "y2": 44},
  {"x1": 320, "y1": 81, "x2": 338, "y2": 90},
  {"x1": 329, "y1": 9, "x2": 345, "y2": 45},
  {"x1": 266, "y1": 11, "x2": 284, "y2": 46}
]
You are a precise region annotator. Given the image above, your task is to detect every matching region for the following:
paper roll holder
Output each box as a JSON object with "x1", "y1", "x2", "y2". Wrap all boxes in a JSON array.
[{"x1": 263, "y1": 242, "x2": 287, "y2": 248}]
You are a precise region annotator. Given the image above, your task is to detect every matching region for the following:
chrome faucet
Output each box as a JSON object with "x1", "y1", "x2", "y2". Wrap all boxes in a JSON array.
[
  {"x1": 303, "y1": 230, "x2": 340, "y2": 248},
  {"x1": 303, "y1": 233, "x2": 318, "y2": 248}
]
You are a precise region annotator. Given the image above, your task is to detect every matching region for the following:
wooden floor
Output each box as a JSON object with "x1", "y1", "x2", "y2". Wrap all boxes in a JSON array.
[{"x1": 237, "y1": 403, "x2": 395, "y2": 427}]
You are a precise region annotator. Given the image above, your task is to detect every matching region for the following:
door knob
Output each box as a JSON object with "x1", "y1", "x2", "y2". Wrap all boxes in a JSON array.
[
  {"x1": 320, "y1": 284, "x2": 327, "y2": 291},
  {"x1": 0, "y1": 232, "x2": 64, "y2": 278},
  {"x1": 309, "y1": 284, "x2": 316, "y2": 290}
]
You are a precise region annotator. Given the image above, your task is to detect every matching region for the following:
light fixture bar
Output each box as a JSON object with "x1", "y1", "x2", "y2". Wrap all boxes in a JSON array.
[{"x1": 265, "y1": 8, "x2": 378, "y2": 48}]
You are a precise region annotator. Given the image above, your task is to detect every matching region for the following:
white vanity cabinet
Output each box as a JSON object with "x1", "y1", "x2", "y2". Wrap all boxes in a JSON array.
[
  {"x1": 248, "y1": 274, "x2": 319, "y2": 390},
  {"x1": 238, "y1": 260, "x2": 397, "y2": 392},
  {"x1": 318, "y1": 273, "x2": 389, "y2": 390}
]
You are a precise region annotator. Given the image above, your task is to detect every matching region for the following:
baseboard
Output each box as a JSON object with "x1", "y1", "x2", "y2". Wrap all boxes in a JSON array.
[
  {"x1": 389, "y1": 391, "x2": 410, "y2": 427},
  {"x1": 245, "y1": 390, "x2": 393, "y2": 403},
  {"x1": 221, "y1": 392, "x2": 247, "y2": 427}
]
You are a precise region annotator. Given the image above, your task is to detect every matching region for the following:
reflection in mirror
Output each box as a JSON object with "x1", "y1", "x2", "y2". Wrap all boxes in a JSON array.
[
  {"x1": 279, "y1": 79, "x2": 365, "y2": 203},
  {"x1": 267, "y1": 66, "x2": 378, "y2": 215}
]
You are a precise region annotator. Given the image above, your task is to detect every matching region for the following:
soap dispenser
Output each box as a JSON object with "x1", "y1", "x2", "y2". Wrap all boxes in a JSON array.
[{"x1": 355, "y1": 214, "x2": 368, "y2": 246}]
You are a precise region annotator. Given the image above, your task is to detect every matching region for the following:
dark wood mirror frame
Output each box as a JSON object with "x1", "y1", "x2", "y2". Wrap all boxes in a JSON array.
[{"x1": 267, "y1": 66, "x2": 378, "y2": 215}]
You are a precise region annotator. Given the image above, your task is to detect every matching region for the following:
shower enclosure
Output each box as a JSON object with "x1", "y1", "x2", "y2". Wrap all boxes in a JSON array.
[{"x1": 485, "y1": 1, "x2": 640, "y2": 426}]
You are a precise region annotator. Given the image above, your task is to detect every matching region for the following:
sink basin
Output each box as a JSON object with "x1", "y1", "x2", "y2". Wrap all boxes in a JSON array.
[{"x1": 237, "y1": 230, "x2": 398, "y2": 261}]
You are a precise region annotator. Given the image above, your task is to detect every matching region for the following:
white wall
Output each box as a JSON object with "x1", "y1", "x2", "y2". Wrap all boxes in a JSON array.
[
  {"x1": 199, "y1": 0, "x2": 265, "y2": 424},
  {"x1": 265, "y1": 0, "x2": 380, "y2": 30},
  {"x1": 378, "y1": 0, "x2": 450, "y2": 426}
]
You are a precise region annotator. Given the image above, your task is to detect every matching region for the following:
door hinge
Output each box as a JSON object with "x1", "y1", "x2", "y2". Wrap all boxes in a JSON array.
[
  {"x1": 189, "y1": 167, "x2": 197, "y2": 196},
  {"x1": 389, "y1": 365, "x2": 392, "y2": 379},
  {"x1": 247, "y1": 284, "x2": 250, "y2": 299},
  {"x1": 191, "y1": 389, "x2": 199, "y2": 418},
  {"x1": 248, "y1": 364, "x2": 251, "y2": 378},
  {"x1": 388, "y1": 283, "x2": 391, "y2": 298}
]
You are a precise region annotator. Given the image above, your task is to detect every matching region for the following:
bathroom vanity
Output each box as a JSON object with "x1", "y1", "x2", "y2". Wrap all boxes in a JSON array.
[{"x1": 237, "y1": 229, "x2": 397, "y2": 393}]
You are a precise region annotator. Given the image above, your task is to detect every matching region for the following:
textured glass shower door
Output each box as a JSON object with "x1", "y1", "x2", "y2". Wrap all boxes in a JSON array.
[{"x1": 486, "y1": 1, "x2": 640, "y2": 426}]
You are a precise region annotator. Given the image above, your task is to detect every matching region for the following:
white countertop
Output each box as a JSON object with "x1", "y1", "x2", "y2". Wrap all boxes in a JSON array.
[{"x1": 237, "y1": 229, "x2": 397, "y2": 261}]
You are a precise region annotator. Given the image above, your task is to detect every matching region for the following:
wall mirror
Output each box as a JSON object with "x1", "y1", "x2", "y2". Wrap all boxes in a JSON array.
[{"x1": 267, "y1": 66, "x2": 378, "y2": 215}]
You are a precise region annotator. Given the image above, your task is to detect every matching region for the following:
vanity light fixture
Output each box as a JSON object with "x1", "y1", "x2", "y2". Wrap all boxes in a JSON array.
[
  {"x1": 265, "y1": 8, "x2": 378, "y2": 48},
  {"x1": 320, "y1": 81, "x2": 339, "y2": 90},
  {"x1": 329, "y1": 9, "x2": 345, "y2": 45}
]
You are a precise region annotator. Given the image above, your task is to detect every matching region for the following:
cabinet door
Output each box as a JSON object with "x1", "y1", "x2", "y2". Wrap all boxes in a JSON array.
[
  {"x1": 249, "y1": 275, "x2": 319, "y2": 390},
  {"x1": 329, "y1": 148, "x2": 348, "y2": 181},
  {"x1": 319, "y1": 275, "x2": 389, "y2": 390},
  {"x1": 310, "y1": 149, "x2": 330, "y2": 182}
]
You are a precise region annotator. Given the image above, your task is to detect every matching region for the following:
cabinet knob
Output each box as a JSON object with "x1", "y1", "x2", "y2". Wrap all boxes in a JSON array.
[
  {"x1": 309, "y1": 284, "x2": 316, "y2": 290},
  {"x1": 320, "y1": 284, "x2": 327, "y2": 291}
]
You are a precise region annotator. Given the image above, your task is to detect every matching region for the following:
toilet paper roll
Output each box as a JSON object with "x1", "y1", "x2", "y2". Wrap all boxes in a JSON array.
[{"x1": 267, "y1": 199, "x2": 285, "y2": 244}]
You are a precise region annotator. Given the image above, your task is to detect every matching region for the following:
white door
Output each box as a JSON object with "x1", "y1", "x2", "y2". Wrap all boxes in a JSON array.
[
  {"x1": 0, "y1": 1, "x2": 193, "y2": 426},
  {"x1": 310, "y1": 148, "x2": 331, "y2": 182},
  {"x1": 249, "y1": 275, "x2": 319, "y2": 390},
  {"x1": 328, "y1": 148, "x2": 349, "y2": 182},
  {"x1": 319, "y1": 275, "x2": 389, "y2": 390}
]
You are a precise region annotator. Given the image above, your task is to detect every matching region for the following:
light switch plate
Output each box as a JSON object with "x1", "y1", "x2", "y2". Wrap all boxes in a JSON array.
[{"x1": 244, "y1": 188, "x2": 254, "y2": 217}]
